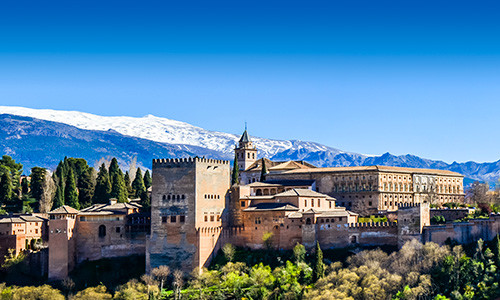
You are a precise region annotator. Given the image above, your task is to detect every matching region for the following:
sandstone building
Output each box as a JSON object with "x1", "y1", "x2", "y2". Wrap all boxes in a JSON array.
[{"x1": 146, "y1": 129, "x2": 474, "y2": 274}]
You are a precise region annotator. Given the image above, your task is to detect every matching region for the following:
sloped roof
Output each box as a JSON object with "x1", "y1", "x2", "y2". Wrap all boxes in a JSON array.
[
  {"x1": 274, "y1": 188, "x2": 335, "y2": 200},
  {"x1": 243, "y1": 202, "x2": 299, "y2": 212},
  {"x1": 49, "y1": 205, "x2": 79, "y2": 214},
  {"x1": 243, "y1": 159, "x2": 316, "y2": 173},
  {"x1": 19, "y1": 215, "x2": 45, "y2": 222},
  {"x1": 269, "y1": 161, "x2": 313, "y2": 171},
  {"x1": 0, "y1": 217, "x2": 25, "y2": 223},
  {"x1": 79, "y1": 201, "x2": 141, "y2": 215},
  {"x1": 239, "y1": 130, "x2": 250, "y2": 143}
]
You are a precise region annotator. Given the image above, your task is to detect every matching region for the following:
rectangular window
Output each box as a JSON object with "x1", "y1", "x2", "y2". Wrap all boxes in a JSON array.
[
  {"x1": 204, "y1": 216, "x2": 208, "y2": 222},
  {"x1": 241, "y1": 201, "x2": 245, "y2": 207},
  {"x1": 170, "y1": 216, "x2": 176, "y2": 223},
  {"x1": 210, "y1": 216, "x2": 214, "y2": 222},
  {"x1": 217, "y1": 215, "x2": 221, "y2": 221},
  {"x1": 179, "y1": 215, "x2": 185, "y2": 223},
  {"x1": 162, "y1": 216, "x2": 167, "y2": 223},
  {"x1": 116, "y1": 227, "x2": 121, "y2": 233},
  {"x1": 317, "y1": 199, "x2": 320, "y2": 207}
]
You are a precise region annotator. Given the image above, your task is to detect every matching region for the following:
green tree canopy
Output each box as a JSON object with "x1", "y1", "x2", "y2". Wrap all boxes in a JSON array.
[
  {"x1": 93, "y1": 164, "x2": 111, "y2": 204},
  {"x1": 132, "y1": 168, "x2": 146, "y2": 198},
  {"x1": 143, "y1": 170, "x2": 152, "y2": 190},
  {"x1": 65, "y1": 168, "x2": 80, "y2": 210}
]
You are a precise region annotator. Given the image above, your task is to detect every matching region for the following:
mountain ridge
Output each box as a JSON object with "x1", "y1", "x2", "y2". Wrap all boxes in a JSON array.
[{"x1": 0, "y1": 107, "x2": 498, "y2": 185}]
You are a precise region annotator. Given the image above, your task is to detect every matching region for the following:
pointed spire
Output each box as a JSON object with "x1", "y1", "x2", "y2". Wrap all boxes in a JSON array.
[{"x1": 239, "y1": 123, "x2": 251, "y2": 143}]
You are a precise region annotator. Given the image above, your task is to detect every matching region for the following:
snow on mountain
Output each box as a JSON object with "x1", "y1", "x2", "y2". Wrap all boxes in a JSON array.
[
  {"x1": 0, "y1": 106, "x2": 347, "y2": 158},
  {"x1": 0, "y1": 106, "x2": 498, "y2": 184}
]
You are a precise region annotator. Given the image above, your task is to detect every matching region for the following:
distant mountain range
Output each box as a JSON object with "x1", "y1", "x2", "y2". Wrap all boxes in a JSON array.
[{"x1": 0, "y1": 106, "x2": 498, "y2": 185}]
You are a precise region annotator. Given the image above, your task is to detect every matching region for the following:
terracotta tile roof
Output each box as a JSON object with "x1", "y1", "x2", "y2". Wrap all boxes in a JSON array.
[
  {"x1": 243, "y1": 159, "x2": 316, "y2": 173},
  {"x1": 0, "y1": 217, "x2": 25, "y2": 223},
  {"x1": 49, "y1": 205, "x2": 80, "y2": 214},
  {"x1": 281, "y1": 165, "x2": 463, "y2": 176},
  {"x1": 268, "y1": 161, "x2": 314, "y2": 171}
]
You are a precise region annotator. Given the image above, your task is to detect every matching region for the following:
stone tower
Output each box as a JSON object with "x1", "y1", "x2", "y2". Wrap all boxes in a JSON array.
[
  {"x1": 234, "y1": 128, "x2": 258, "y2": 171},
  {"x1": 147, "y1": 157, "x2": 230, "y2": 274},
  {"x1": 48, "y1": 205, "x2": 78, "y2": 280}
]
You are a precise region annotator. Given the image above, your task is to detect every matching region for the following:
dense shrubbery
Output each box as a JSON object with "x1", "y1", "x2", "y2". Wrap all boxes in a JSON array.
[{"x1": 0, "y1": 236, "x2": 499, "y2": 299}]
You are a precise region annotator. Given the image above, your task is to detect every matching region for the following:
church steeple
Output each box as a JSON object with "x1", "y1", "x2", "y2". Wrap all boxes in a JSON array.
[{"x1": 234, "y1": 126, "x2": 258, "y2": 171}]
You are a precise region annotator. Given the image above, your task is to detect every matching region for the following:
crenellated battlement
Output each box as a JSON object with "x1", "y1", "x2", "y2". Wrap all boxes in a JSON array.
[
  {"x1": 348, "y1": 221, "x2": 397, "y2": 229},
  {"x1": 152, "y1": 157, "x2": 230, "y2": 167}
]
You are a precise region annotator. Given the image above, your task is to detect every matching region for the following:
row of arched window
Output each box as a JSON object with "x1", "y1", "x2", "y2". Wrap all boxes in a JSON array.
[{"x1": 204, "y1": 194, "x2": 220, "y2": 200}]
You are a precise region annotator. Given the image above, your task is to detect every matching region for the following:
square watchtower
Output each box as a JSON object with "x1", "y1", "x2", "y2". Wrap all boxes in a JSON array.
[{"x1": 147, "y1": 157, "x2": 230, "y2": 274}]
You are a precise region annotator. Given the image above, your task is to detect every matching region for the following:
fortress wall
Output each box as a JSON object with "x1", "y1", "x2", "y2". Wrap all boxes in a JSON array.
[{"x1": 424, "y1": 214, "x2": 500, "y2": 245}]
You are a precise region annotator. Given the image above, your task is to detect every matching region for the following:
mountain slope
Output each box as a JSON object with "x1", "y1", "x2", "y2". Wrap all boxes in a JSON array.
[
  {"x1": 0, "y1": 107, "x2": 498, "y2": 185},
  {"x1": 0, "y1": 114, "x2": 224, "y2": 171},
  {"x1": 0, "y1": 106, "x2": 350, "y2": 158}
]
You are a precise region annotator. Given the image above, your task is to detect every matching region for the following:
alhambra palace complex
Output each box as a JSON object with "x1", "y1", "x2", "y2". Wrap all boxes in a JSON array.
[{"x1": 1, "y1": 130, "x2": 499, "y2": 279}]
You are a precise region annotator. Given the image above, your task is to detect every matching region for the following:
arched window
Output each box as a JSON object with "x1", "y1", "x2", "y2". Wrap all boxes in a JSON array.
[
  {"x1": 306, "y1": 218, "x2": 312, "y2": 225},
  {"x1": 98, "y1": 225, "x2": 106, "y2": 238},
  {"x1": 256, "y1": 189, "x2": 262, "y2": 196},
  {"x1": 167, "y1": 195, "x2": 171, "y2": 200},
  {"x1": 252, "y1": 153, "x2": 255, "y2": 159},
  {"x1": 162, "y1": 195, "x2": 166, "y2": 201},
  {"x1": 182, "y1": 195, "x2": 185, "y2": 199}
]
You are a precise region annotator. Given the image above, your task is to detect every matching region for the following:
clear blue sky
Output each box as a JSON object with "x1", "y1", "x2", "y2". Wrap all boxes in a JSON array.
[{"x1": 0, "y1": 0, "x2": 499, "y2": 163}]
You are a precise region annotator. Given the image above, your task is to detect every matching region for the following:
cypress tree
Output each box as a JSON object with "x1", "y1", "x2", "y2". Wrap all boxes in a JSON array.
[
  {"x1": 111, "y1": 172, "x2": 128, "y2": 203},
  {"x1": 143, "y1": 170, "x2": 152, "y2": 190},
  {"x1": 313, "y1": 241, "x2": 325, "y2": 281},
  {"x1": 93, "y1": 164, "x2": 111, "y2": 204},
  {"x1": 495, "y1": 234, "x2": 500, "y2": 267},
  {"x1": 124, "y1": 171, "x2": 133, "y2": 196},
  {"x1": 260, "y1": 158, "x2": 268, "y2": 182},
  {"x1": 0, "y1": 172, "x2": 13, "y2": 205},
  {"x1": 21, "y1": 177, "x2": 29, "y2": 195},
  {"x1": 231, "y1": 154, "x2": 240, "y2": 185},
  {"x1": 132, "y1": 168, "x2": 146, "y2": 198},
  {"x1": 65, "y1": 168, "x2": 80, "y2": 210},
  {"x1": 78, "y1": 168, "x2": 95, "y2": 208},
  {"x1": 30, "y1": 167, "x2": 46, "y2": 202},
  {"x1": 109, "y1": 158, "x2": 120, "y2": 186},
  {"x1": 52, "y1": 185, "x2": 64, "y2": 210}
]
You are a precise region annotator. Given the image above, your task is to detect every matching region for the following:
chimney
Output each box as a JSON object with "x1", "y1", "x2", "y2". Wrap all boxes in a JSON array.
[{"x1": 109, "y1": 198, "x2": 117, "y2": 205}]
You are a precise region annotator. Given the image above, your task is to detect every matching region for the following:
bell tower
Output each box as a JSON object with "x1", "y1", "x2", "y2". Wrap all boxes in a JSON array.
[{"x1": 234, "y1": 126, "x2": 258, "y2": 171}]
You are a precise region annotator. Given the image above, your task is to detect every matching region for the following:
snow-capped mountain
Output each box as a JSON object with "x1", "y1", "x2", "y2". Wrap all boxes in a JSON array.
[
  {"x1": 0, "y1": 106, "x2": 498, "y2": 185},
  {"x1": 0, "y1": 106, "x2": 347, "y2": 158}
]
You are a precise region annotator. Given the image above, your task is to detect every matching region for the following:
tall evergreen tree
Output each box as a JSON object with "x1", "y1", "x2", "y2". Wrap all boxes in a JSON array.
[
  {"x1": 143, "y1": 170, "x2": 152, "y2": 190},
  {"x1": 313, "y1": 241, "x2": 325, "y2": 281},
  {"x1": 108, "y1": 158, "x2": 121, "y2": 186},
  {"x1": 111, "y1": 172, "x2": 128, "y2": 203},
  {"x1": 231, "y1": 154, "x2": 240, "y2": 185},
  {"x1": 260, "y1": 158, "x2": 268, "y2": 182},
  {"x1": 132, "y1": 168, "x2": 146, "y2": 198},
  {"x1": 52, "y1": 184, "x2": 64, "y2": 210},
  {"x1": 30, "y1": 167, "x2": 47, "y2": 202},
  {"x1": 0, "y1": 155, "x2": 23, "y2": 193},
  {"x1": 78, "y1": 168, "x2": 95, "y2": 208},
  {"x1": 65, "y1": 168, "x2": 80, "y2": 210},
  {"x1": 21, "y1": 177, "x2": 29, "y2": 195},
  {"x1": 93, "y1": 164, "x2": 111, "y2": 204},
  {"x1": 124, "y1": 171, "x2": 133, "y2": 196},
  {"x1": 0, "y1": 172, "x2": 13, "y2": 205}
]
